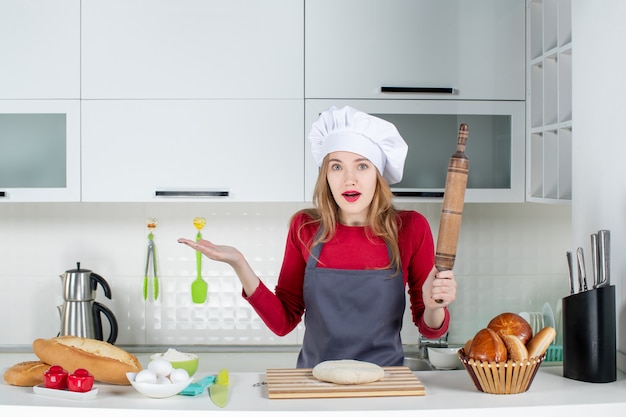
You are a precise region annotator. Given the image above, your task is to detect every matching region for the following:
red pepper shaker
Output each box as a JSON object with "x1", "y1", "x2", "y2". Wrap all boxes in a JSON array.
[
  {"x1": 68, "y1": 368, "x2": 95, "y2": 392},
  {"x1": 43, "y1": 365, "x2": 68, "y2": 390}
]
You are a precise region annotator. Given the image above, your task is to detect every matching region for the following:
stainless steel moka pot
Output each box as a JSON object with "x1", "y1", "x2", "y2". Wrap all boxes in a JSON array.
[{"x1": 57, "y1": 262, "x2": 118, "y2": 344}]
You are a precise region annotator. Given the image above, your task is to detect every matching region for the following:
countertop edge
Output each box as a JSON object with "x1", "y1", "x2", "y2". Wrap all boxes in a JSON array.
[
  {"x1": 2, "y1": 365, "x2": 626, "y2": 415},
  {"x1": 0, "y1": 344, "x2": 305, "y2": 354}
]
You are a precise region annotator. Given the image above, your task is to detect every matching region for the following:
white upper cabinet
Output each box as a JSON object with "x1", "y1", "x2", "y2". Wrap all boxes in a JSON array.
[
  {"x1": 0, "y1": 100, "x2": 81, "y2": 202},
  {"x1": 81, "y1": 100, "x2": 304, "y2": 202},
  {"x1": 0, "y1": 0, "x2": 80, "y2": 99},
  {"x1": 305, "y1": 99, "x2": 526, "y2": 203},
  {"x1": 305, "y1": 0, "x2": 525, "y2": 101},
  {"x1": 81, "y1": 0, "x2": 303, "y2": 99}
]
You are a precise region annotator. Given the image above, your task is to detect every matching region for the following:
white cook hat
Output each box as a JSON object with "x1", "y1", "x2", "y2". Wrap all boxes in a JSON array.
[{"x1": 308, "y1": 105, "x2": 408, "y2": 184}]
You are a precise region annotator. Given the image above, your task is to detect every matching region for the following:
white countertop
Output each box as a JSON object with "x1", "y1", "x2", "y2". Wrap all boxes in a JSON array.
[{"x1": 2, "y1": 357, "x2": 626, "y2": 417}]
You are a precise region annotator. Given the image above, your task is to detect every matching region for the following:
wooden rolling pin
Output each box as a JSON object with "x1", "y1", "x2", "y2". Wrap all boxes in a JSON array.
[{"x1": 435, "y1": 124, "x2": 469, "y2": 302}]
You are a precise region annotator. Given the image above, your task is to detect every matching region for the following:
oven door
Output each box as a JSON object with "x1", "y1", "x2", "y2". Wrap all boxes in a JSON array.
[{"x1": 304, "y1": 99, "x2": 524, "y2": 203}]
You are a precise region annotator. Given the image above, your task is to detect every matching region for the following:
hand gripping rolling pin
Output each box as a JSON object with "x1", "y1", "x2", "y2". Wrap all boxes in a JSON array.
[{"x1": 434, "y1": 124, "x2": 469, "y2": 303}]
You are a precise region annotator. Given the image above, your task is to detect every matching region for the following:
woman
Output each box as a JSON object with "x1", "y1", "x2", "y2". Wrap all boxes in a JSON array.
[{"x1": 179, "y1": 106, "x2": 456, "y2": 368}]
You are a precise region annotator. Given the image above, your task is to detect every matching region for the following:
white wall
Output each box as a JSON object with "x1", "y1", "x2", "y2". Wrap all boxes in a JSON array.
[
  {"x1": 572, "y1": 0, "x2": 626, "y2": 372},
  {"x1": 0, "y1": 202, "x2": 570, "y2": 351}
]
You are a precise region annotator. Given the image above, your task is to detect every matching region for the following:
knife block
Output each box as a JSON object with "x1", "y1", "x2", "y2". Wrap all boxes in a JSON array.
[{"x1": 562, "y1": 285, "x2": 616, "y2": 383}]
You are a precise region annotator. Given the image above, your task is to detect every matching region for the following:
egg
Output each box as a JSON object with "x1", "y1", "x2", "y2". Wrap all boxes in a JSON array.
[
  {"x1": 169, "y1": 368, "x2": 190, "y2": 384},
  {"x1": 134, "y1": 369, "x2": 157, "y2": 384},
  {"x1": 148, "y1": 358, "x2": 173, "y2": 378},
  {"x1": 156, "y1": 376, "x2": 172, "y2": 384}
]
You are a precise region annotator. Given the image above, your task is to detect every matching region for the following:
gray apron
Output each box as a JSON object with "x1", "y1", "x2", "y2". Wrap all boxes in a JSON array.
[{"x1": 297, "y1": 236, "x2": 405, "y2": 368}]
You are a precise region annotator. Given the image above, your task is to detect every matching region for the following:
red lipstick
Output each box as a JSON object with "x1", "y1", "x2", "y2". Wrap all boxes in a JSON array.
[{"x1": 342, "y1": 190, "x2": 361, "y2": 202}]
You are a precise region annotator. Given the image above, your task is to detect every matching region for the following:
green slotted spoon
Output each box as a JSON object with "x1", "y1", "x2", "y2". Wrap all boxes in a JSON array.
[{"x1": 191, "y1": 217, "x2": 207, "y2": 303}]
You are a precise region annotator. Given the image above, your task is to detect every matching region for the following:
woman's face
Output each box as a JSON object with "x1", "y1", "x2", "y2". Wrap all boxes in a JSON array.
[{"x1": 326, "y1": 151, "x2": 378, "y2": 226}]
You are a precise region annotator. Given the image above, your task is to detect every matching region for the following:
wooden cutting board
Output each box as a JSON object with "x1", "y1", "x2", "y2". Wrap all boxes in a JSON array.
[{"x1": 266, "y1": 366, "x2": 425, "y2": 399}]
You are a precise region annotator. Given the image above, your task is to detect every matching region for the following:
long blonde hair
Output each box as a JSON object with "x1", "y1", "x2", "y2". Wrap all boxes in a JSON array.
[{"x1": 296, "y1": 155, "x2": 402, "y2": 273}]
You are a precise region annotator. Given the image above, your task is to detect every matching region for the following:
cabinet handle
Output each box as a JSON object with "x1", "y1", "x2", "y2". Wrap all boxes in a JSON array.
[
  {"x1": 392, "y1": 191, "x2": 444, "y2": 198},
  {"x1": 155, "y1": 190, "x2": 229, "y2": 197},
  {"x1": 381, "y1": 86, "x2": 455, "y2": 94},
  {"x1": 0, "y1": 191, "x2": 5, "y2": 198}
]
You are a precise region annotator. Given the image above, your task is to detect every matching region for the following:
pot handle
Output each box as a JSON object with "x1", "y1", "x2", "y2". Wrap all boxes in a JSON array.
[
  {"x1": 90, "y1": 273, "x2": 112, "y2": 299},
  {"x1": 92, "y1": 302, "x2": 118, "y2": 344}
]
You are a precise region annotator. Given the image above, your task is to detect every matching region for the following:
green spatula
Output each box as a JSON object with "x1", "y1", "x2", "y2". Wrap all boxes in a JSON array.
[
  {"x1": 209, "y1": 368, "x2": 229, "y2": 408},
  {"x1": 191, "y1": 217, "x2": 207, "y2": 304}
]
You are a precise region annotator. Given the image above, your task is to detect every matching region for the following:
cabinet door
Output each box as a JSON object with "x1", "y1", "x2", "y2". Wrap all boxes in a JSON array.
[
  {"x1": 305, "y1": 100, "x2": 525, "y2": 203},
  {"x1": 0, "y1": 100, "x2": 81, "y2": 202},
  {"x1": 81, "y1": 0, "x2": 303, "y2": 99},
  {"x1": 81, "y1": 100, "x2": 304, "y2": 202},
  {"x1": 306, "y1": 0, "x2": 525, "y2": 100},
  {"x1": 0, "y1": 0, "x2": 80, "y2": 99}
]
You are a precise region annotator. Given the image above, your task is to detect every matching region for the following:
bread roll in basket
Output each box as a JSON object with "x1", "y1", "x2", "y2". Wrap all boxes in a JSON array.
[{"x1": 460, "y1": 314, "x2": 556, "y2": 395}]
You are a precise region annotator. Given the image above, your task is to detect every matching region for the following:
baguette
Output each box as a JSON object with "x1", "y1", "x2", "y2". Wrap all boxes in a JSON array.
[
  {"x1": 3, "y1": 360, "x2": 50, "y2": 387},
  {"x1": 32, "y1": 336, "x2": 141, "y2": 385}
]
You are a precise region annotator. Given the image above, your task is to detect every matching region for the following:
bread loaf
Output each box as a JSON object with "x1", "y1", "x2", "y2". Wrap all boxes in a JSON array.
[
  {"x1": 500, "y1": 334, "x2": 529, "y2": 361},
  {"x1": 468, "y1": 328, "x2": 507, "y2": 363},
  {"x1": 526, "y1": 326, "x2": 556, "y2": 359},
  {"x1": 32, "y1": 336, "x2": 141, "y2": 385},
  {"x1": 3, "y1": 360, "x2": 49, "y2": 387},
  {"x1": 487, "y1": 312, "x2": 533, "y2": 344}
]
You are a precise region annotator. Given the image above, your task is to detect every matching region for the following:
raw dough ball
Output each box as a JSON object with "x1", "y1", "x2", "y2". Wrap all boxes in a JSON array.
[{"x1": 312, "y1": 359, "x2": 384, "y2": 385}]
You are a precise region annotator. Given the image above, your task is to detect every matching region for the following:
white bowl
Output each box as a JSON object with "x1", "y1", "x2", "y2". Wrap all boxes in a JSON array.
[
  {"x1": 428, "y1": 347, "x2": 462, "y2": 370},
  {"x1": 126, "y1": 372, "x2": 193, "y2": 398}
]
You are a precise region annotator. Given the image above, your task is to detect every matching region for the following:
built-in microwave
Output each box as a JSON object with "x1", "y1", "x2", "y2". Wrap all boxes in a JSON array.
[{"x1": 304, "y1": 99, "x2": 525, "y2": 203}]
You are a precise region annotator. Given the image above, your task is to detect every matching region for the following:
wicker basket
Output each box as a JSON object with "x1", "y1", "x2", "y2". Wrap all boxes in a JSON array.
[{"x1": 458, "y1": 349, "x2": 545, "y2": 394}]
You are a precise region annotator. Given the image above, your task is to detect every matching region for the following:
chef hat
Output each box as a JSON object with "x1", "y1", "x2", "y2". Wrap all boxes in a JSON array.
[{"x1": 308, "y1": 106, "x2": 408, "y2": 184}]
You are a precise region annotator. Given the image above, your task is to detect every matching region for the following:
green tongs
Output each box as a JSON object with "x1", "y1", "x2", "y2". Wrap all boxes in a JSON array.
[{"x1": 144, "y1": 218, "x2": 159, "y2": 301}]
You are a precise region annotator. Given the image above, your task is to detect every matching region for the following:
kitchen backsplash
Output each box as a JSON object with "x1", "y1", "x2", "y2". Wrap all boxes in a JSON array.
[{"x1": 0, "y1": 202, "x2": 571, "y2": 349}]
